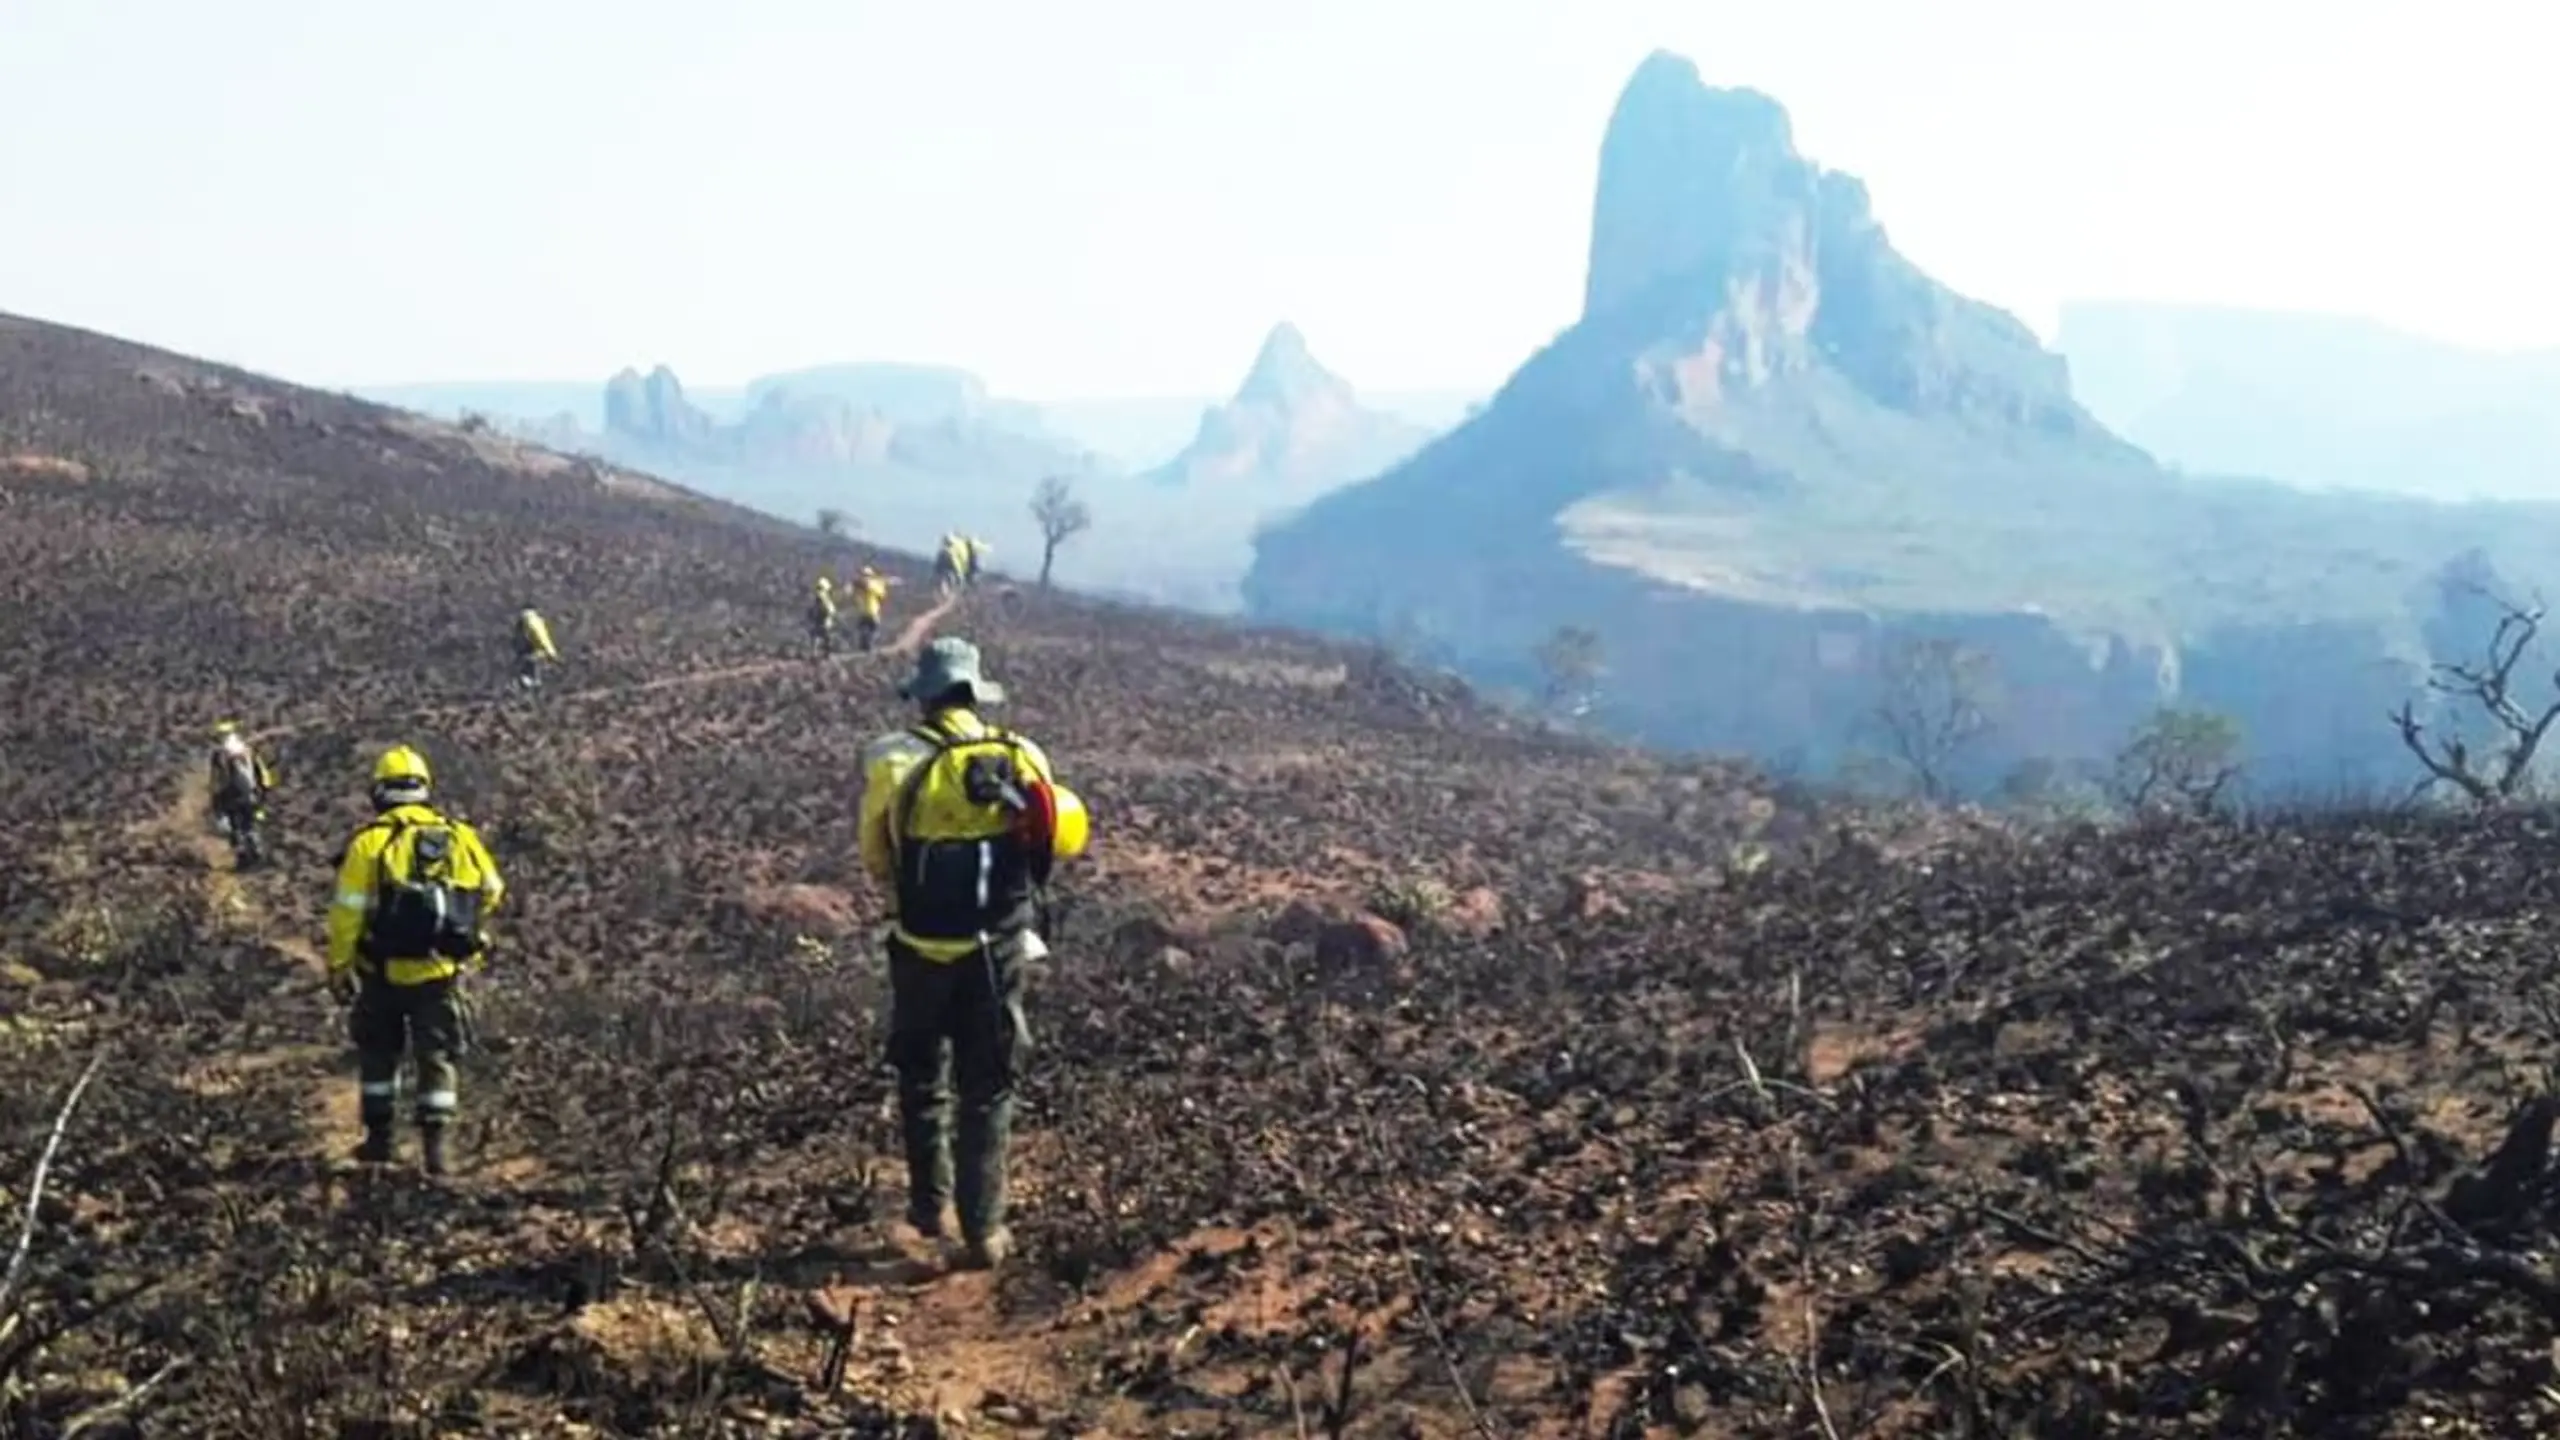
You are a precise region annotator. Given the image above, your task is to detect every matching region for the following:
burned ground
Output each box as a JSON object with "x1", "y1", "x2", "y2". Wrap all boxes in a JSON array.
[{"x1": 3, "y1": 311, "x2": 2559, "y2": 1438}]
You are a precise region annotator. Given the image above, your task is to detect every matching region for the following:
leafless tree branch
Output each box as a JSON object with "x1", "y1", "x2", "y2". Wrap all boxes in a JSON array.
[
  {"x1": 0, "y1": 1048, "x2": 107, "y2": 1324},
  {"x1": 2392, "y1": 593, "x2": 2560, "y2": 805},
  {"x1": 1872, "y1": 636, "x2": 1998, "y2": 802}
]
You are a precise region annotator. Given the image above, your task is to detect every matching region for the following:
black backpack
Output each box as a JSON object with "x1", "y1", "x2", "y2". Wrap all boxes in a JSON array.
[
  {"x1": 890, "y1": 723, "x2": 1045, "y2": 941},
  {"x1": 361, "y1": 814, "x2": 490, "y2": 962},
  {"x1": 213, "y1": 750, "x2": 260, "y2": 805}
]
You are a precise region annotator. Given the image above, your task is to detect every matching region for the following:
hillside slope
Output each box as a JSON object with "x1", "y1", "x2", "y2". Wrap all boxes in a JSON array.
[
  {"x1": 7, "y1": 312, "x2": 2560, "y2": 1437},
  {"x1": 1244, "y1": 52, "x2": 2560, "y2": 790}
]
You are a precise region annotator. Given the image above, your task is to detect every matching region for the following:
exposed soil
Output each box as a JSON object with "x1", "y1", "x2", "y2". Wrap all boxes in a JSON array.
[{"x1": 5, "y1": 312, "x2": 2560, "y2": 1439}]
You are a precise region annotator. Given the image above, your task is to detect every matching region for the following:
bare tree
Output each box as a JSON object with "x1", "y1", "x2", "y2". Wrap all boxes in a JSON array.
[
  {"x1": 1533, "y1": 625, "x2": 1604, "y2": 717},
  {"x1": 1871, "y1": 636, "x2": 1998, "y2": 802},
  {"x1": 2392, "y1": 590, "x2": 2560, "y2": 805},
  {"x1": 2110, "y1": 707, "x2": 2244, "y2": 817},
  {"x1": 1030, "y1": 476, "x2": 1092, "y2": 589}
]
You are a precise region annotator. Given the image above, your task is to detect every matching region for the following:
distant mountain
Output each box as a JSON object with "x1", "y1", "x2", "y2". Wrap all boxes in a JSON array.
[
  {"x1": 1244, "y1": 49, "x2": 2560, "y2": 791},
  {"x1": 438, "y1": 362, "x2": 1094, "y2": 568},
  {"x1": 990, "y1": 325, "x2": 1447, "y2": 614},
  {"x1": 1144, "y1": 323, "x2": 1430, "y2": 492},
  {"x1": 2055, "y1": 302, "x2": 2560, "y2": 503},
  {"x1": 358, "y1": 378, "x2": 1480, "y2": 473},
  {"x1": 358, "y1": 342, "x2": 1463, "y2": 612}
]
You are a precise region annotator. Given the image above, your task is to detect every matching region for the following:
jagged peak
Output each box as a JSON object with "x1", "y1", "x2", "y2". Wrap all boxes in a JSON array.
[
  {"x1": 1234, "y1": 323, "x2": 1351, "y2": 410},
  {"x1": 1584, "y1": 51, "x2": 1819, "y2": 323}
]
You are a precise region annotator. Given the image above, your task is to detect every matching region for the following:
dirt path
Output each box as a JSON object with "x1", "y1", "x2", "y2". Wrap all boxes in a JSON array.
[{"x1": 135, "y1": 586, "x2": 1119, "y2": 1425}]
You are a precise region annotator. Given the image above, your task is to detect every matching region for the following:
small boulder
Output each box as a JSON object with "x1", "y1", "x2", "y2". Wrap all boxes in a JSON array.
[
  {"x1": 1441, "y1": 886, "x2": 1506, "y2": 940},
  {"x1": 1315, "y1": 914, "x2": 1407, "y2": 975},
  {"x1": 1263, "y1": 898, "x2": 1334, "y2": 948}
]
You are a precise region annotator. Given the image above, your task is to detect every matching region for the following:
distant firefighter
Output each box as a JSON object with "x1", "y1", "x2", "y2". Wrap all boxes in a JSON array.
[
  {"x1": 962, "y1": 536, "x2": 990, "y2": 585},
  {"x1": 935, "y1": 533, "x2": 969, "y2": 595},
  {"x1": 859, "y1": 637, "x2": 1091, "y2": 1271},
  {"x1": 207, "y1": 720, "x2": 277, "y2": 870},
  {"x1": 325, "y1": 745, "x2": 506, "y2": 1176},
  {"x1": 808, "y1": 574, "x2": 841, "y2": 656},
  {"x1": 854, "y1": 563, "x2": 897, "y2": 652},
  {"x1": 511, "y1": 606, "x2": 558, "y2": 692}
]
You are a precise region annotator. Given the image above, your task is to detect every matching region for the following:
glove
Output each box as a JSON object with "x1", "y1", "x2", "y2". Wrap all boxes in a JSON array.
[{"x1": 326, "y1": 969, "x2": 357, "y2": 1005}]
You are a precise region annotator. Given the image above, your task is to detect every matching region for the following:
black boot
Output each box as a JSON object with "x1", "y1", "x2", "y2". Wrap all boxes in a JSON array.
[
  {"x1": 896, "y1": 1091, "x2": 953, "y2": 1239},
  {"x1": 355, "y1": 1124, "x2": 394, "y2": 1164},
  {"x1": 419, "y1": 1126, "x2": 449, "y2": 1177},
  {"x1": 953, "y1": 1095, "x2": 1014, "y2": 1264},
  {"x1": 905, "y1": 1196, "x2": 948, "y2": 1239}
]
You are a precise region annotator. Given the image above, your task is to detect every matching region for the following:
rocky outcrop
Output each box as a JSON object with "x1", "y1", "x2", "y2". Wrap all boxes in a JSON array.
[
  {"x1": 600, "y1": 362, "x2": 1060, "y2": 476},
  {"x1": 1243, "y1": 50, "x2": 2560, "y2": 790},
  {"x1": 743, "y1": 363, "x2": 1056, "y2": 441},
  {"x1": 1145, "y1": 324, "x2": 1429, "y2": 492},
  {"x1": 603, "y1": 366, "x2": 716, "y2": 450},
  {"x1": 580, "y1": 362, "x2": 1094, "y2": 572}
]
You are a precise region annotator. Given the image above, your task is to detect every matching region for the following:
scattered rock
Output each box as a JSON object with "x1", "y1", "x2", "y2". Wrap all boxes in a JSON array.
[
  {"x1": 0, "y1": 454, "x2": 90, "y2": 484},
  {"x1": 1314, "y1": 914, "x2": 1406, "y2": 975},
  {"x1": 1262, "y1": 898, "x2": 1335, "y2": 948},
  {"x1": 1441, "y1": 885, "x2": 1506, "y2": 940},
  {"x1": 741, "y1": 882, "x2": 862, "y2": 937}
]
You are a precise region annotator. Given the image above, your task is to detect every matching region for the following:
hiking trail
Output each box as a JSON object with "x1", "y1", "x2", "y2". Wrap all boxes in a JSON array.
[{"x1": 129, "y1": 586, "x2": 1144, "y2": 1424}]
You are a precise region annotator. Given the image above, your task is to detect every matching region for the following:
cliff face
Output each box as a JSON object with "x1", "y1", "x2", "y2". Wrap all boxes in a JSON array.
[
  {"x1": 1145, "y1": 323, "x2": 1429, "y2": 493},
  {"x1": 1243, "y1": 50, "x2": 2560, "y2": 790}
]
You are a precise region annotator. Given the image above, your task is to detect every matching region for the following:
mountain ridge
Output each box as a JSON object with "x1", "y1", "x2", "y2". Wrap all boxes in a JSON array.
[
  {"x1": 1143, "y1": 322, "x2": 1430, "y2": 493},
  {"x1": 2056, "y1": 299, "x2": 2560, "y2": 503},
  {"x1": 1244, "y1": 49, "x2": 2560, "y2": 790}
]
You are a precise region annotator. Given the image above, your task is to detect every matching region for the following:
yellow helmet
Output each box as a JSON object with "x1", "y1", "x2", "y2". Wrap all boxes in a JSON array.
[
  {"x1": 212, "y1": 719, "x2": 240, "y2": 737},
  {"x1": 372, "y1": 745, "x2": 431, "y2": 787},
  {"x1": 1048, "y1": 783, "x2": 1090, "y2": 861},
  {"x1": 815, "y1": 574, "x2": 833, "y2": 590}
]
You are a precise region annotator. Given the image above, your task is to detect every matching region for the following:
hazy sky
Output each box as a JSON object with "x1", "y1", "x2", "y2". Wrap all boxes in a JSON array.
[{"x1": 0, "y1": 0, "x2": 2542, "y2": 399}]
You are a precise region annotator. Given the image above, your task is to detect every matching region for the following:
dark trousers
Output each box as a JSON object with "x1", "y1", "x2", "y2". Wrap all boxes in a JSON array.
[
  {"x1": 350, "y1": 977, "x2": 464, "y2": 1132},
  {"x1": 214, "y1": 795, "x2": 262, "y2": 860},
  {"x1": 856, "y1": 615, "x2": 881, "y2": 652},
  {"x1": 886, "y1": 934, "x2": 1030, "y2": 1241}
]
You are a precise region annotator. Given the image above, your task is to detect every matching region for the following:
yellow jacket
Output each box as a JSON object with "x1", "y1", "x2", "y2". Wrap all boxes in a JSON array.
[
  {"x1": 858, "y1": 708, "x2": 1055, "y2": 961},
  {"x1": 327, "y1": 803, "x2": 506, "y2": 985},
  {"x1": 856, "y1": 574, "x2": 893, "y2": 620},
  {"x1": 516, "y1": 610, "x2": 558, "y2": 659}
]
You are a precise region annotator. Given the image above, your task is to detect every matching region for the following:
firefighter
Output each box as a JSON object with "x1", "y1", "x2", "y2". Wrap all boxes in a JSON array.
[
  {"x1": 935, "y1": 533, "x2": 968, "y2": 595},
  {"x1": 207, "y1": 721, "x2": 277, "y2": 869},
  {"x1": 325, "y1": 745, "x2": 505, "y2": 1176},
  {"x1": 512, "y1": 606, "x2": 558, "y2": 692},
  {"x1": 854, "y1": 564, "x2": 896, "y2": 652},
  {"x1": 808, "y1": 574, "x2": 841, "y2": 656},
  {"x1": 858, "y1": 637, "x2": 1090, "y2": 1270},
  {"x1": 961, "y1": 536, "x2": 991, "y2": 585}
]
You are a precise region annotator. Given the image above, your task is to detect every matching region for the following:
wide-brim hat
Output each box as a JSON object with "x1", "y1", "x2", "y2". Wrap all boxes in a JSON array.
[{"x1": 899, "y1": 636, "x2": 1006, "y2": 705}]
